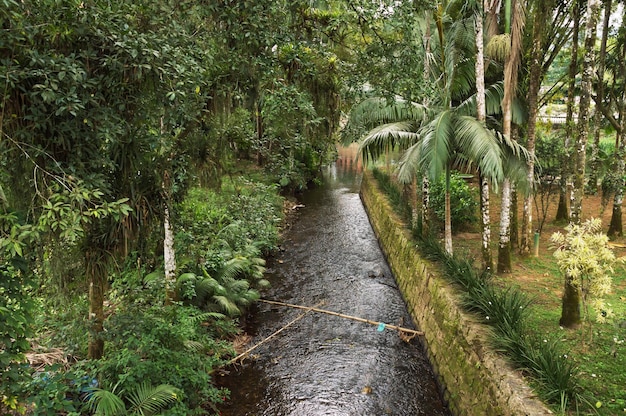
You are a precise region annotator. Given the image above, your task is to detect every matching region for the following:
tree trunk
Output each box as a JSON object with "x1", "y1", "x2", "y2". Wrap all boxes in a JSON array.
[
  {"x1": 422, "y1": 176, "x2": 430, "y2": 238},
  {"x1": 444, "y1": 168, "x2": 453, "y2": 255},
  {"x1": 497, "y1": 0, "x2": 523, "y2": 274},
  {"x1": 589, "y1": 0, "x2": 612, "y2": 194},
  {"x1": 164, "y1": 202, "x2": 177, "y2": 304},
  {"x1": 480, "y1": 174, "x2": 493, "y2": 272},
  {"x1": 570, "y1": 0, "x2": 599, "y2": 225},
  {"x1": 510, "y1": 184, "x2": 518, "y2": 249},
  {"x1": 607, "y1": 29, "x2": 626, "y2": 237},
  {"x1": 560, "y1": 0, "x2": 600, "y2": 328},
  {"x1": 521, "y1": 0, "x2": 552, "y2": 254},
  {"x1": 87, "y1": 249, "x2": 107, "y2": 360},
  {"x1": 556, "y1": 0, "x2": 581, "y2": 223},
  {"x1": 498, "y1": 178, "x2": 512, "y2": 273},
  {"x1": 475, "y1": 3, "x2": 492, "y2": 272},
  {"x1": 559, "y1": 276, "x2": 581, "y2": 328}
]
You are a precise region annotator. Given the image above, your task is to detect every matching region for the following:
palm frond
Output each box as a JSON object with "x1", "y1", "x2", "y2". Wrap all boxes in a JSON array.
[
  {"x1": 195, "y1": 277, "x2": 220, "y2": 303},
  {"x1": 224, "y1": 276, "x2": 251, "y2": 293},
  {"x1": 87, "y1": 388, "x2": 126, "y2": 416},
  {"x1": 454, "y1": 115, "x2": 503, "y2": 183},
  {"x1": 457, "y1": 81, "x2": 505, "y2": 116},
  {"x1": 397, "y1": 141, "x2": 425, "y2": 184},
  {"x1": 184, "y1": 340, "x2": 207, "y2": 353},
  {"x1": 126, "y1": 383, "x2": 179, "y2": 416},
  {"x1": 220, "y1": 257, "x2": 245, "y2": 280},
  {"x1": 358, "y1": 121, "x2": 421, "y2": 164},
  {"x1": 346, "y1": 97, "x2": 429, "y2": 134},
  {"x1": 212, "y1": 295, "x2": 242, "y2": 316},
  {"x1": 493, "y1": 130, "x2": 533, "y2": 193},
  {"x1": 420, "y1": 110, "x2": 454, "y2": 180}
]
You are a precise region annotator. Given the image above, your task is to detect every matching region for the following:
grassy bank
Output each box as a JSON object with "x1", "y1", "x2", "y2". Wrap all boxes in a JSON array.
[{"x1": 371, "y1": 167, "x2": 626, "y2": 416}]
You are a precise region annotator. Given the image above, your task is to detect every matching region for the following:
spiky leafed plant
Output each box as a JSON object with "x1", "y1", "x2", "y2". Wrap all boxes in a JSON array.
[{"x1": 87, "y1": 382, "x2": 180, "y2": 416}]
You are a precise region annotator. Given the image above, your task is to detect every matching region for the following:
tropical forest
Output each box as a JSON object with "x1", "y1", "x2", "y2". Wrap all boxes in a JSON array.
[{"x1": 1, "y1": 0, "x2": 626, "y2": 415}]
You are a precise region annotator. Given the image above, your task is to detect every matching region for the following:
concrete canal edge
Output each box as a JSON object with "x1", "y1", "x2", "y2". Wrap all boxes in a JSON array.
[{"x1": 360, "y1": 171, "x2": 552, "y2": 416}]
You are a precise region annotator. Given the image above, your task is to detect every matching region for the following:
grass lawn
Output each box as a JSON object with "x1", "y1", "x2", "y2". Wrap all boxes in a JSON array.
[{"x1": 454, "y1": 190, "x2": 626, "y2": 415}]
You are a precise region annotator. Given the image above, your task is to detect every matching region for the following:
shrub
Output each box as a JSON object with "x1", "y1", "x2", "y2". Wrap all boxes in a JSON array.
[
  {"x1": 429, "y1": 172, "x2": 478, "y2": 231},
  {"x1": 98, "y1": 305, "x2": 235, "y2": 415}
]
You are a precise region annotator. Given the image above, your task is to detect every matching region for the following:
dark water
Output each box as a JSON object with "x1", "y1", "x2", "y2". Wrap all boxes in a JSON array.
[{"x1": 218, "y1": 154, "x2": 450, "y2": 416}]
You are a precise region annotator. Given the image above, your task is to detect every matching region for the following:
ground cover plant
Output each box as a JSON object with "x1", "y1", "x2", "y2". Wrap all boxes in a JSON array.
[{"x1": 372, "y1": 167, "x2": 626, "y2": 416}]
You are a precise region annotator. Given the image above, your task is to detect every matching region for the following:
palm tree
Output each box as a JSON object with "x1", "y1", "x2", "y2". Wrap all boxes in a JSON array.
[{"x1": 352, "y1": 1, "x2": 508, "y2": 255}]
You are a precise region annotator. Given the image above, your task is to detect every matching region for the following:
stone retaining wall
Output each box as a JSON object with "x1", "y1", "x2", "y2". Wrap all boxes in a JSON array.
[{"x1": 360, "y1": 171, "x2": 552, "y2": 416}]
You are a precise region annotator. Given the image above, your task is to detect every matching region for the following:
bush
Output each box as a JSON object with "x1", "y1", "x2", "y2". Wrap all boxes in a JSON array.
[
  {"x1": 98, "y1": 305, "x2": 236, "y2": 415},
  {"x1": 429, "y1": 172, "x2": 478, "y2": 231}
]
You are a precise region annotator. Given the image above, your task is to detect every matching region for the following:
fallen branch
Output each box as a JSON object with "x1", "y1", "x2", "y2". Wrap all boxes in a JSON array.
[{"x1": 259, "y1": 299, "x2": 424, "y2": 337}]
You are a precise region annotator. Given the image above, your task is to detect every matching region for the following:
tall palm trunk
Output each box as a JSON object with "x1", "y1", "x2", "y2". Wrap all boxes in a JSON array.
[
  {"x1": 589, "y1": 0, "x2": 612, "y2": 194},
  {"x1": 561, "y1": 0, "x2": 600, "y2": 329},
  {"x1": 556, "y1": 0, "x2": 582, "y2": 222},
  {"x1": 521, "y1": 0, "x2": 553, "y2": 254},
  {"x1": 607, "y1": 20, "x2": 626, "y2": 238},
  {"x1": 497, "y1": 0, "x2": 524, "y2": 274},
  {"x1": 444, "y1": 167, "x2": 453, "y2": 255},
  {"x1": 498, "y1": 178, "x2": 513, "y2": 273},
  {"x1": 475, "y1": 2, "x2": 492, "y2": 272},
  {"x1": 570, "y1": 0, "x2": 599, "y2": 225}
]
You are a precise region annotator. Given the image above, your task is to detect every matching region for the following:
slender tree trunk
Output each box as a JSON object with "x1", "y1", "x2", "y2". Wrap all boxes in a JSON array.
[
  {"x1": 444, "y1": 168, "x2": 453, "y2": 255},
  {"x1": 498, "y1": 178, "x2": 512, "y2": 273},
  {"x1": 559, "y1": 278, "x2": 581, "y2": 328},
  {"x1": 497, "y1": 0, "x2": 524, "y2": 274},
  {"x1": 422, "y1": 176, "x2": 430, "y2": 238},
  {"x1": 161, "y1": 115, "x2": 177, "y2": 304},
  {"x1": 164, "y1": 201, "x2": 176, "y2": 303},
  {"x1": 475, "y1": 3, "x2": 492, "y2": 272},
  {"x1": 570, "y1": 0, "x2": 599, "y2": 225},
  {"x1": 607, "y1": 29, "x2": 626, "y2": 237},
  {"x1": 589, "y1": 0, "x2": 612, "y2": 194},
  {"x1": 510, "y1": 184, "x2": 519, "y2": 249},
  {"x1": 556, "y1": 0, "x2": 581, "y2": 223},
  {"x1": 87, "y1": 249, "x2": 107, "y2": 360},
  {"x1": 521, "y1": 0, "x2": 552, "y2": 254},
  {"x1": 480, "y1": 174, "x2": 493, "y2": 272},
  {"x1": 561, "y1": 0, "x2": 600, "y2": 329}
]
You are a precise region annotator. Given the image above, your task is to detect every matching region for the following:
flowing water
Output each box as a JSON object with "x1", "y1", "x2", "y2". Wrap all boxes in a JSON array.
[{"x1": 218, "y1": 149, "x2": 450, "y2": 416}]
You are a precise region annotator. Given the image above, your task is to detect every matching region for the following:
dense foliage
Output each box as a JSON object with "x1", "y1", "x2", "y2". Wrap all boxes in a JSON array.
[
  {"x1": 2, "y1": 0, "x2": 626, "y2": 414},
  {"x1": 1, "y1": 0, "x2": 346, "y2": 412}
]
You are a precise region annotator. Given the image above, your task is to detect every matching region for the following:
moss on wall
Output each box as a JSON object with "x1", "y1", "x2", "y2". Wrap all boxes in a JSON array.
[{"x1": 360, "y1": 171, "x2": 551, "y2": 416}]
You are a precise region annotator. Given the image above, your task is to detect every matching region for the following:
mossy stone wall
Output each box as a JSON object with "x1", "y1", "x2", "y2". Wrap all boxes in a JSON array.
[{"x1": 360, "y1": 171, "x2": 551, "y2": 416}]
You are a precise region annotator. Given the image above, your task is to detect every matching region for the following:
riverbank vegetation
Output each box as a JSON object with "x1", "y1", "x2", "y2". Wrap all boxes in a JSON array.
[{"x1": 372, "y1": 167, "x2": 626, "y2": 415}]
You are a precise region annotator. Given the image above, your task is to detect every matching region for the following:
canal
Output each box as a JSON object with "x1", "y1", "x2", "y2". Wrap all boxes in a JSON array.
[{"x1": 218, "y1": 149, "x2": 450, "y2": 416}]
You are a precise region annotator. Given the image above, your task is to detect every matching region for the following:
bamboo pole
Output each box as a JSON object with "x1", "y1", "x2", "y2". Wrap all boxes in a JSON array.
[
  {"x1": 259, "y1": 299, "x2": 424, "y2": 336},
  {"x1": 227, "y1": 301, "x2": 323, "y2": 365}
]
